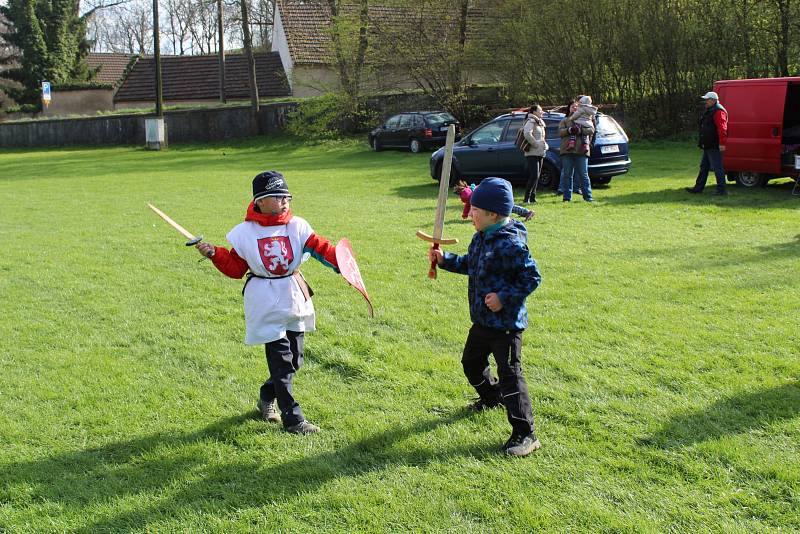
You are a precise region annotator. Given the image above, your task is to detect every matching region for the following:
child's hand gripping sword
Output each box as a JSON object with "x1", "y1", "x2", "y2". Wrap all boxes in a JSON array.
[
  {"x1": 147, "y1": 203, "x2": 207, "y2": 260},
  {"x1": 416, "y1": 124, "x2": 459, "y2": 279}
]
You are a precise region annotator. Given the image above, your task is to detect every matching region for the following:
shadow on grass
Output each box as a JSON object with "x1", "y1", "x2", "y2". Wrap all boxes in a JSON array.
[
  {"x1": 641, "y1": 382, "x2": 800, "y2": 448},
  {"x1": 1, "y1": 408, "x2": 485, "y2": 531},
  {"x1": 605, "y1": 181, "x2": 799, "y2": 207}
]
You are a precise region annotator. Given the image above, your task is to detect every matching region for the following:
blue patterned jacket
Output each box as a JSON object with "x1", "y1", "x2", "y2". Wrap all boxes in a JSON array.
[{"x1": 440, "y1": 219, "x2": 541, "y2": 331}]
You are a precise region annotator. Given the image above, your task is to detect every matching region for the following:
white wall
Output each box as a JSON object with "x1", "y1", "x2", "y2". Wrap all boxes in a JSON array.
[{"x1": 271, "y1": 5, "x2": 294, "y2": 92}]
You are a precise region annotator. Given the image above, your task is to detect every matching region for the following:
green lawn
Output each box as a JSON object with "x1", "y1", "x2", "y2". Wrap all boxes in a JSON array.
[{"x1": 1, "y1": 137, "x2": 798, "y2": 532}]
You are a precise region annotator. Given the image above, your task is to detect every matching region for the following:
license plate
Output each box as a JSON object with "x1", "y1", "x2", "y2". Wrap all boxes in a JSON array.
[
  {"x1": 601, "y1": 145, "x2": 619, "y2": 154},
  {"x1": 440, "y1": 126, "x2": 449, "y2": 132}
]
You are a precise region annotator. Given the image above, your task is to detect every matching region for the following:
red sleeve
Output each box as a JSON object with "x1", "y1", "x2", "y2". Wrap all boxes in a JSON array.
[
  {"x1": 210, "y1": 246, "x2": 249, "y2": 279},
  {"x1": 715, "y1": 109, "x2": 728, "y2": 146},
  {"x1": 303, "y1": 233, "x2": 339, "y2": 270}
]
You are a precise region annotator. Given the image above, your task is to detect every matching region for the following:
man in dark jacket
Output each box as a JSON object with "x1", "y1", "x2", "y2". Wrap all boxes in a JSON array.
[{"x1": 687, "y1": 91, "x2": 729, "y2": 195}]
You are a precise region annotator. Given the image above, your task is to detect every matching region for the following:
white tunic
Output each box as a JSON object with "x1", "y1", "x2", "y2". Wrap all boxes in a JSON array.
[{"x1": 227, "y1": 216, "x2": 315, "y2": 344}]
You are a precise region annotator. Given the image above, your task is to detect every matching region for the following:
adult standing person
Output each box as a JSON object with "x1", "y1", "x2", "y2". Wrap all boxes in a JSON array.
[
  {"x1": 686, "y1": 91, "x2": 729, "y2": 196},
  {"x1": 522, "y1": 104, "x2": 549, "y2": 204},
  {"x1": 558, "y1": 99, "x2": 595, "y2": 202}
]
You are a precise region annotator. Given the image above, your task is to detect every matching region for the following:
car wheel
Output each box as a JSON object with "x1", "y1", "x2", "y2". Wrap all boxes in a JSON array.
[
  {"x1": 409, "y1": 139, "x2": 422, "y2": 153},
  {"x1": 539, "y1": 161, "x2": 559, "y2": 190},
  {"x1": 371, "y1": 137, "x2": 382, "y2": 152},
  {"x1": 736, "y1": 171, "x2": 766, "y2": 188}
]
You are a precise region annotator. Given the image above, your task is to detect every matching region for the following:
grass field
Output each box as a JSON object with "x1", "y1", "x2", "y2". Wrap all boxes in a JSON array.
[{"x1": 1, "y1": 137, "x2": 798, "y2": 532}]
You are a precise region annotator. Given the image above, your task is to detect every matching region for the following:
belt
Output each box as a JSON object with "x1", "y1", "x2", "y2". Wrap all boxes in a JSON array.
[
  {"x1": 242, "y1": 271, "x2": 293, "y2": 295},
  {"x1": 241, "y1": 271, "x2": 313, "y2": 301}
]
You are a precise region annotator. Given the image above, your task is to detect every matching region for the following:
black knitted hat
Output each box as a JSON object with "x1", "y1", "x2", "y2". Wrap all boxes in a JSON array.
[{"x1": 252, "y1": 171, "x2": 290, "y2": 201}]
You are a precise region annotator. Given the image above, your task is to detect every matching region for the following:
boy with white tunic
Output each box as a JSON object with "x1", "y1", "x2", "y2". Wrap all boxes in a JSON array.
[{"x1": 196, "y1": 171, "x2": 340, "y2": 434}]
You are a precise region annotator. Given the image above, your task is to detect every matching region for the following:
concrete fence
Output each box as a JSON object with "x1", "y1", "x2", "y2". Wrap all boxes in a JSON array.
[{"x1": 0, "y1": 102, "x2": 297, "y2": 149}]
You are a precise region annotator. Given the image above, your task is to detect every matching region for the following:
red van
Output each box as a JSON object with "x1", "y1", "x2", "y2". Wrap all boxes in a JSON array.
[{"x1": 714, "y1": 77, "x2": 800, "y2": 187}]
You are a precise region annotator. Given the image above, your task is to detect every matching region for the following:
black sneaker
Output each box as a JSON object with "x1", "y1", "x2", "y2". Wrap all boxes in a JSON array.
[
  {"x1": 503, "y1": 433, "x2": 541, "y2": 457},
  {"x1": 685, "y1": 187, "x2": 702, "y2": 194},
  {"x1": 468, "y1": 398, "x2": 502, "y2": 412},
  {"x1": 256, "y1": 399, "x2": 281, "y2": 423},
  {"x1": 285, "y1": 420, "x2": 320, "y2": 434}
]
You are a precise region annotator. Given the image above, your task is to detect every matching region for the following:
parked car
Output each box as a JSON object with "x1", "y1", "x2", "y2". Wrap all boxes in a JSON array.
[
  {"x1": 369, "y1": 111, "x2": 461, "y2": 153},
  {"x1": 429, "y1": 111, "x2": 631, "y2": 187},
  {"x1": 713, "y1": 76, "x2": 800, "y2": 187}
]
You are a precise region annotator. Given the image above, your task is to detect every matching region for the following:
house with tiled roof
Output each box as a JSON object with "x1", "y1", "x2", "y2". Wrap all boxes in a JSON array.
[
  {"x1": 87, "y1": 53, "x2": 137, "y2": 86},
  {"x1": 113, "y1": 52, "x2": 290, "y2": 107},
  {"x1": 272, "y1": 0, "x2": 490, "y2": 97},
  {"x1": 41, "y1": 53, "x2": 135, "y2": 117}
]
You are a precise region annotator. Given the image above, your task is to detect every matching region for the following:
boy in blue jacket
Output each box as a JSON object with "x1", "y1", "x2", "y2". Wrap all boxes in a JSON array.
[{"x1": 428, "y1": 177, "x2": 542, "y2": 456}]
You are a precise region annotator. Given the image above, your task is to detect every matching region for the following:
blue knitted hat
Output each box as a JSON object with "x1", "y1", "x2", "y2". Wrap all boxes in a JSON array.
[{"x1": 470, "y1": 177, "x2": 513, "y2": 217}]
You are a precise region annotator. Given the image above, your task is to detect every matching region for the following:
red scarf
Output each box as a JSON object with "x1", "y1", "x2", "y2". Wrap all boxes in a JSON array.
[{"x1": 245, "y1": 201, "x2": 293, "y2": 226}]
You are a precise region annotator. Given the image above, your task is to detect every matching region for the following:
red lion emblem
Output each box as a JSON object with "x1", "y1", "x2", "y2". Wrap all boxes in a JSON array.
[{"x1": 257, "y1": 236, "x2": 294, "y2": 275}]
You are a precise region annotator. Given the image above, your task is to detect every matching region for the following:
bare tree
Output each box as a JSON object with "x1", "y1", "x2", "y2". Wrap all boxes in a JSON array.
[{"x1": 90, "y1": 0, "x2": 154, "y2": 54}]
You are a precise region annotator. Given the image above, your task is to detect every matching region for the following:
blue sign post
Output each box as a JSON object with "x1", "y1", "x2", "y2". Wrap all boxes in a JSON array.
[{"x1": 41, "y1": 81, "x2": 51, "y2": 108}]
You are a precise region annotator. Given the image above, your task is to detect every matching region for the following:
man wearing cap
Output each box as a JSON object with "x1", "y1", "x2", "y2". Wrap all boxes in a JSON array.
[
  {"x1": 428, "y1": 177, "x2": 543, "y2": 457},
  {"x1": 195, "y1": 171, "x2": 340, "y2": 434},
  {"x1": 687, "y1": 91, "x2": 729, "y2": 195}
]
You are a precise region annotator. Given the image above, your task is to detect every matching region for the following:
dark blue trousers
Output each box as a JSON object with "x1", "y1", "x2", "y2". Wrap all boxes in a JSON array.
[
  {"x1": 694, "y1": 148, "x2": 727, "y2": 192},
  {"x1": 260, "y1": 330, "x2": 305, "y2": 427}
]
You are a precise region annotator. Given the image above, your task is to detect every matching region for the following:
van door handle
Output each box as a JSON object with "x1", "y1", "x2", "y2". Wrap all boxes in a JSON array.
[{"x1": 772, "y1": 127, "x2": 780, "y2": 136}]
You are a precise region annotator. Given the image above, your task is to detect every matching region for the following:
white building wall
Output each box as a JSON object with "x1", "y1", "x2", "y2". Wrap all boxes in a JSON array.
[{"x1": 271, "y1": 5, "x2": 294, "y2": 92}]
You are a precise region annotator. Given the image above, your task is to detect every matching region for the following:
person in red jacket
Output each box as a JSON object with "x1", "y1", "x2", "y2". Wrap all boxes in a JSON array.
[
  {"x1": 195, "y1": 171, "x2": 340, "y2": 435},
  {"x1": 687, "y1": 91, "x2": 729, "y2": 196}
]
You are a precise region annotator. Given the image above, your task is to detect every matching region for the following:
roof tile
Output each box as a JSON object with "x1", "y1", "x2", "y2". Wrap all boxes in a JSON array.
[{"x1": 114, "y1": 52, "x2": 290, "y2": 103}]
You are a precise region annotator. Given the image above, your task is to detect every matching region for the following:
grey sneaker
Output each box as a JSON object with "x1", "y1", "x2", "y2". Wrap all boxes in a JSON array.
[
  {"x1": 503, "y1": 433, "x2": 541, "y2": 457},
  {"x1": 285, "y1": 420, "x2": 320, "y2": 434},
  {"x1": 256, "y1": 399, "x2": 281, "y2": 423},
  {"x1": 468, "y1": 397, "x2": 502, "y2": 412}
]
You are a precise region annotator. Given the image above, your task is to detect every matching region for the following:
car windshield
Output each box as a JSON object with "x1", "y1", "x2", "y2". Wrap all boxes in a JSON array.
[
  {"x1": 470, "y1": 120, "x2": 507, "y2": 144},
  {"x1": 425, "y1": 113, "x2": 457, "y2": 127}
]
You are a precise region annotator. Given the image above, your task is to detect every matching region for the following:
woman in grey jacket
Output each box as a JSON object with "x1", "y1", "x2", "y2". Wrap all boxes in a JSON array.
[{"x1": 522, "y1": 104, "x2": 549, "y2": 204}]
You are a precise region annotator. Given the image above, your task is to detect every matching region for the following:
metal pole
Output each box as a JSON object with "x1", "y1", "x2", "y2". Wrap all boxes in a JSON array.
[
  {"x1": 217, "y1": 0, "x2": 226, "y2": 103},
  {"x1": 153, "y1": 0, "x2": 163, "y2": 117}
]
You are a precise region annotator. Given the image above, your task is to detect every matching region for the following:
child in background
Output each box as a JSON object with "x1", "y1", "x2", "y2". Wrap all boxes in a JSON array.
[
  {"x1": 429, "y1": 177, "x2": 542, "y2": 457},
  {"x1": 454, "y1": 181, "x2": 534, "y2": 221},
  {"x1": 566, "y1": 95, "x2": 597, "y2": 153}
]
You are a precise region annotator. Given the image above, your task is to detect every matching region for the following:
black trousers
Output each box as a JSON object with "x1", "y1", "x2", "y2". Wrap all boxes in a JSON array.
[
  {"x1": 461, "y1": 324, "x2": 535, "y2": 436},
  {"x1": 260, "y1": 330, "x2": 305, "y2": 427},
  {"x1": 524, "y1": 155, "x2": 543, "y2": 202}
]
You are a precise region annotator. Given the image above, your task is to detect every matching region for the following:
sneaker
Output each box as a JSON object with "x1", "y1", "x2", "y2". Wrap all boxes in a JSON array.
[
  {"x1": 685, "y1": 187, "x2": 702, "y2": 194},
  {"x1": 503, "y1": 433, "x2": 541, "y2": 457},
  {"x1": 468, "y1": 398, "x2": 502, "y2": 412},
  {"x1": 285, "y1": 420, "x2": 320, "y2": 434},
  {"x1": 256, "y1": 399, "x2": 281, "y2": 423}
]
